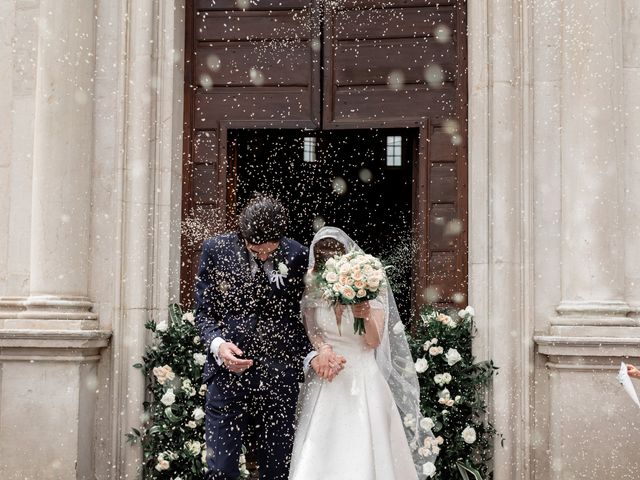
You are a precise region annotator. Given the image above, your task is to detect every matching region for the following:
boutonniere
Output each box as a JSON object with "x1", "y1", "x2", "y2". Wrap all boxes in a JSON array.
[{"x1": 270, "y1": 262, "x2": 289, "y2": 289}]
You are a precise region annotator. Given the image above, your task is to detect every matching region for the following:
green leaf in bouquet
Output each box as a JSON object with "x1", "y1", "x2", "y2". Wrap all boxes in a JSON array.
[
  {"x1": 169, "y1": 303, "x2": 183, "y2": 325},
  {"x1": 456, "y1": 461, "x2": 484, "y2": 480}
]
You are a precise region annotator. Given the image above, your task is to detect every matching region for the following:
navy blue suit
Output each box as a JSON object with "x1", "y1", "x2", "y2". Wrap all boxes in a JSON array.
[{"x1": 195, "y1": 233, "x2": 311, "y2": 480}]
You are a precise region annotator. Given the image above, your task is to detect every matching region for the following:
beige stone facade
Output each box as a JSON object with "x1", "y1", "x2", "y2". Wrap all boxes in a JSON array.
[{"x1": 0, "y1": 0, "x2": 639, "y2": 478}]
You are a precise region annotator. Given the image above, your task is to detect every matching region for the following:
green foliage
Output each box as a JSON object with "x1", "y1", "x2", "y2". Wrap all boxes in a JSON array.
[
  {"x1": 128, "y1": 304, "x2": 250, "y2": 479},
  {"x1": 407, "y1": 305, "x2": 499, "y2": 480}
]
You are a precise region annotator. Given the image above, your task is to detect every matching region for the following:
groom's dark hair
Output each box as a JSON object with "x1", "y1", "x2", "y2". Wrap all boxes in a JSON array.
[{"x1": 238, "y1": 193, "x2": 288, "y2": 244}]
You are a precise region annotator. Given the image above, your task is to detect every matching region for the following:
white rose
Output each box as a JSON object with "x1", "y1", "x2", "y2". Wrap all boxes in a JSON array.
[
  {"x1": 160, "y1": 389, "x2": 175, "y2": 406},
  {"x1": 462, "y1": 426, "x2": 477, "y2": 444},
  {"x1": 436, "y1": 313, "x2": 452, "y2": 325},
  {"x1": 465, "y1": 306, "x2": 475, "y2": 317},
  {"x1": 422, "y1": 462, "x2": 437, "y2": 477},
  {"x1": 442, "y1": 372, "x2": 452, "y2": 384},
  {"x1": 415, "y1": 358, "x2": 429, "y2": 373},
  {"x1": 199, "y1": 384, "x2": 207, "y2": 396},
  {"x1": 418, "y1": 446, "x2": 431, "y2": 457},
  {"x1": 429, "y1": 346, "x2": 443, "y2": 356},
  {"x1": 193, "y1": 353, "x2": 207, "y2": 366},
  {"x1": 278, "y1": 262, "x2": 289, "y2": 276},
  {"x1": 193, "y1": 335, "x2": 201, "y2": 345},
  {"x1": 458, "y1": 308, "x2": 467, "y2": 318},
  {"x1": 201, "y1": 447, "x2": 208, "y2": 465},
  {"x1": 185, "y1": 440, "x2": 202, "y2": 456},
  {"x1": 393, "y1": 322, "x2": 405, "y2": 335},
  {"x1": 339, "y1": 263, "x2": 351, "y2": 275},
  {"x1": 366, "y1": 278, "x2": 381, "y2": 290},
  {"x1": 433, "y1": 374, "x2": 444, "y2": 386},
  {"x1": 155, "y1": 458, "x2": 170, "y2": 471},
  {"x1": 193, "y1": 407, "x2": 205, "y2": 421},
  {"x1": 182, "y1": 379, "x2": 196, "y2": 397},
  {"x1": 422, "y1": 340, "x2": 432, "y2": 351},
  {"x1": 156, "y1": 320, "x2": 169, "y2": 332},
  {"x1": 420, "y1": 417, "x2": 435, "y2": 431},
  {"x1": 431, "y1": 338, "x2": 438, "y2": 345},
  {"x1": 325, "y1": 271, "x2": 339, "y2": 283},
  {"x1": 436, "y1": 436, "x2": 444, "y2": 445},
  {"x1": 445, "y1": 348, "x2": 462, "y2": 366},
  {"x1": 187, "y1": 420, "x2": 197, "y2": 429},
  {"x1": 342, "y1": 286, "x2": 356, "y2": 300},
  {"x1": 356, "y1": 289, "x2": 367, "y2": 298},
  {"x1": 182, "y1": 312, "x2": 195, "y2": 324},
  {"x1": 152, "y1": 365, "x2": 176, "y2": 385}
]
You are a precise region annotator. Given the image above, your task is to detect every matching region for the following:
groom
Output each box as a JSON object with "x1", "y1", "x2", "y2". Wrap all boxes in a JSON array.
[{"x1": 195, "y1": 194, "x2": 344, "y2": 480}]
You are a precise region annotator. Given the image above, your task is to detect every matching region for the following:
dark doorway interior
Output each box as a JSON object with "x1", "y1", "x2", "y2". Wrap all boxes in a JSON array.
[{"x1": 230, "y1": 129, "x2": 417, "y2": 318}]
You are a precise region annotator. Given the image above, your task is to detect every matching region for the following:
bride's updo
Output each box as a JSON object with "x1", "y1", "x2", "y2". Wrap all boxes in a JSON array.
[{"x1": 312, "y1": 238, "x2": 345, "y2": 272}]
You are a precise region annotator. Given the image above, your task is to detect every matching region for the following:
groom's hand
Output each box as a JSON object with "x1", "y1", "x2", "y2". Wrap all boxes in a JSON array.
[{"x1": 219, "y1": 342, "x2": 253, "y2": 373}]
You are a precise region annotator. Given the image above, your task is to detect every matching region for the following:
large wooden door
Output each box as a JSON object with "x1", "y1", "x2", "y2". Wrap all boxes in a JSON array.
[{"x1": 182, "y1": 0, "x2": 467, "y2": 307}]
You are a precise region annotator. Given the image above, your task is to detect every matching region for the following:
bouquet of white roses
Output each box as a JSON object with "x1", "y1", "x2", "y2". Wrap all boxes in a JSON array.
[{"x1": 317, "y1": 250, "x2": 386, "y2": 334}]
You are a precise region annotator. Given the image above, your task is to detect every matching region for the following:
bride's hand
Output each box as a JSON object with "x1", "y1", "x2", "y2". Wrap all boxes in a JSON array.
[
  {"x1": 351, "y1": 302, "x2": 371, "y2": 319},
  {"x1": 311, "y1": 345, "x2": 346, "y2": 381}
]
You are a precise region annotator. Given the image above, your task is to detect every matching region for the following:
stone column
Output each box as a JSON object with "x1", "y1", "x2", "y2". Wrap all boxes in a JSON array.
[
  {"x1": 623, "y1": 0, "x2": 640, "y2": 316},
  {"x1": 17, "y1": 0, "x2": 97, "y2": 329},
  {"x1": 0, "y1": 2, "x2": 110, "y2": 479},
  {"x1": 555, "y1": 0, "x2": 631, "y2": 327}
]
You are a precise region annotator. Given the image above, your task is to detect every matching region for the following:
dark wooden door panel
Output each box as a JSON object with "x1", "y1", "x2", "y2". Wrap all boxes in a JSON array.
[{"x1": 182, "y1": 0, "x2": 468, "y2": 307}]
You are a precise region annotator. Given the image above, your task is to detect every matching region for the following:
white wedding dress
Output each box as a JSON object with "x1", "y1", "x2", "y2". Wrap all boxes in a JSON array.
[{"x1": 288, "y1": 302, "x2": 419, "y2": 480}]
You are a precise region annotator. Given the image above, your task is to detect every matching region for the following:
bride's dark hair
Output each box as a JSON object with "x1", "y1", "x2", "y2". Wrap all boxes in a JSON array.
[{"x1": 312, "y1": 238, "x2": 345, "y2": 272}]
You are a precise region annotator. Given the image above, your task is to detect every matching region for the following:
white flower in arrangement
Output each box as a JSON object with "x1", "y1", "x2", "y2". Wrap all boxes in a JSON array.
[
  {"x1": 393, "y1": 321, "x2": 406, "y2": 335},
  {"x1": 436, "y1": 313, "x2": 453, "y2": 326},
  {"x1": 420, "y1": 417, "x2": 435, "y2": 431},
  {"x1": 187, "y1": 420, "x2": 197, "y2": 429},
  {"x1": 462, "y1": 425, "x2": 477, "y2": 444},
  {"x1": 277, "y1": 262, "x2": 289, "y2": 276},
  {"x1": 455, "y1": 395, "x2": 461, "y2": 402},
  {"x1": 445, "y1": 348, "x2": 462, "y2": 366},
  {"x1": 422, "y1": 461, "x2": 437, "y2": 477},
  {"x1": 434, "y1": 372, "x2": 452, "y2": 386},
  {"x1": 182, "y1": 379, "x2": 197, "y2": 397},
  {"x1": 193, "y1": 353, "x2": 207, "y2": 366},
  {"x1": 155, "y1": 456, "x2": 170, "y2": 472},
  {"x1": 201, "y1": 447, "x2": 208, "y2": 465},
  {"x1": 193, "y1": 406, "x2": 205, "y2": 421},
  {"x1": 325, "y1": 271, "x2": 339, "y2": 283},
  {"x1": 458, "y1": 306, "x2": 475, "y2": 319},
  {"x1": 199, "y1": 384, "x2": 207, "y2": 396},
  {"x1": 438, "y1": 388, "x2": 455, "y2": 407},
  {"x1": 185, "y1": 440, "x2": 202, "y2": 456},
  {"x1": 429, "y1": 346, "x2": 444, "y2": 356},
  {"x1": 239, "y1": 453, "x2": 250, "y2": 477},
  {"x1": 415, "y1": 358, "x2": 429, "y2": 373},
  {"x1": 152, "y1": 365, "x2": 176, "y2": 385},
  {"x1": 436, "y1": 436, "x2": 444, "y2": 445},
  {"x1": 156, "y1": 319, "x2": 169, "y2": 332},
  {"x1": 422, "y1": 339, "x2": 432, "y2": 351},
  {"x1": 182, "y1": 312, "x2": 195, "y2": 324},
  {"x1": 193, "y1": 335, "x2": 201, "y2": 345},
  {"x1": 409, "y1": 440, "x2": 418, "y2": 451},
  {"x1": 160, "y1": 389, "x2": 176, "y2": 406}
]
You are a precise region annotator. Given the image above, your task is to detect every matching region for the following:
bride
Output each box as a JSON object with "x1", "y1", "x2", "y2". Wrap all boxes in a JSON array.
[{"x1": 289, "y1": 227, "x2": 436, "y2": 480}]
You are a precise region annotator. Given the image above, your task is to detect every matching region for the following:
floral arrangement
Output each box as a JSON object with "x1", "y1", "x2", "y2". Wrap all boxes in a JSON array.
[
  {"x1": 127, "y1": 304, "x2": 249, "y2": 479},
  {"x1": 407, "y1": 305, "x2": 498, "y2": 480},
  {"x1": 316, "y1": 250, "x2": 386, "y2": 334}
]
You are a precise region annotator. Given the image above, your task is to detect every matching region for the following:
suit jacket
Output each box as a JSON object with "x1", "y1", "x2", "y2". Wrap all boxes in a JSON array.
[{"x1": 194, "y1": 232, "x2": 312, "y2": 393}]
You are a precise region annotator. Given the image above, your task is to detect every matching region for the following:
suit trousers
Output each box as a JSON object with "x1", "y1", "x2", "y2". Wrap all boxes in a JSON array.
[{"x1": 204, "y1": 378, "x2": 299, "y2": 480}]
